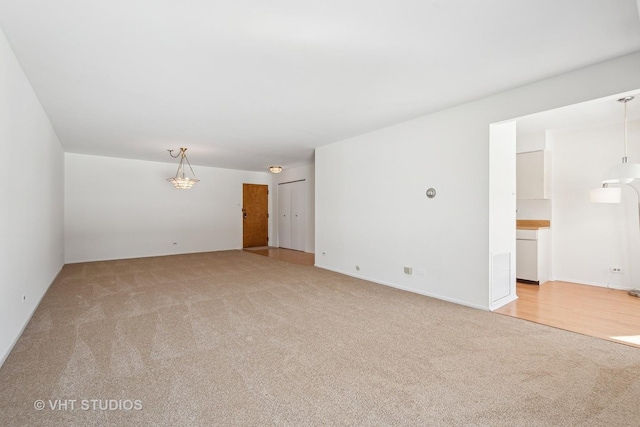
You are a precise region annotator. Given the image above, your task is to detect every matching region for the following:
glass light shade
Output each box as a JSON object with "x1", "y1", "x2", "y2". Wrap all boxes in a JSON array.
[
  {"x1": 602, "y1": 162, "x2": 640, "y2": 184},
  {"x1": 167, "y1": 177, "x2": 199, "y2": 189},
  {"x1": 269, "y1": 166, "x2": 283, "y2": 173},
  {"x1": 167, "y1": 148, "x2": 199, "y2": 189},
  {"x1": 589, "y1": 187, "x2": 621, "y2": 203}
]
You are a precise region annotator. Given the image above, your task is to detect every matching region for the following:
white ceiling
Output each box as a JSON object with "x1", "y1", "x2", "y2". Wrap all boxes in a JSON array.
[
  {"x1": 516, "y1": 91, "x2": 640, "y2": 136},
  {"x1": 2, "y1": 0, "x2": 640, "y2": 171}
]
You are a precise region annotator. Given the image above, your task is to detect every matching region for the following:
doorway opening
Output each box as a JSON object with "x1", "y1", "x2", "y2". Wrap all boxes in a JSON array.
[{"x1": 489, "y1": 89, "x2": 640, "y2": 347}]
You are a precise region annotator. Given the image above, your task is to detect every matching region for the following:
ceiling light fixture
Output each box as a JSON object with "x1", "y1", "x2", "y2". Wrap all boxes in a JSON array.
[
  {"x1": 269, "y1": 166, "x2": 283, "y2": 174},
  {"x1": 167, "y1": 148, "x2": 199, "y2": 189}
]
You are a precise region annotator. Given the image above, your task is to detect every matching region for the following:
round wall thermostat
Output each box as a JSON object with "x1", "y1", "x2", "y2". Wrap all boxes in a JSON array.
[{"x1": 426, "y1": 188, "x2": 436, "y2": 198}]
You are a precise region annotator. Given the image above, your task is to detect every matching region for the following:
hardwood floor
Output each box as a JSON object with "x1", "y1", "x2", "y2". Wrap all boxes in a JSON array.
[
  {"x1": 243, "y1": 247, "x2": 315, "y2": 266},
  {"x1": 242, "y1": 251, "x2": 640, "y2": 349},
  {"x1": 495, "y1": 281, "x2": 640, "y2": 349}
]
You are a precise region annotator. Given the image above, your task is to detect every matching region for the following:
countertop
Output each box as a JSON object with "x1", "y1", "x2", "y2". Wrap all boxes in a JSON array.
[{"x1": 516, "y1": 220, "x2": 550, "y2": 230}]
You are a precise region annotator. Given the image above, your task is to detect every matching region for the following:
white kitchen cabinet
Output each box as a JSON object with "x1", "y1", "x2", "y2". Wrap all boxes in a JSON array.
[
  {"x1": 516, "y1": 150, "x2": 550, "y2": 200},
  {"x1": 516, "y1": 228, "x2": 550, "y2": 284}
]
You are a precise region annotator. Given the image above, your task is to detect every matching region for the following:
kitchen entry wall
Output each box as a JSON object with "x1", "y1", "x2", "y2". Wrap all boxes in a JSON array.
[{"x1": 316, "y1": 52, "x2": 640, "y2": 310}]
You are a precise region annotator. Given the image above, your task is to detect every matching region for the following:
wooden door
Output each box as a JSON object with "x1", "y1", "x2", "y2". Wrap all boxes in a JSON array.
[
  {"x1": 243, "y1": 184, "x2": 268, "y2": 248},
  {"x1": 278, "y1": 180, "x2": 306, "y2": 251}
]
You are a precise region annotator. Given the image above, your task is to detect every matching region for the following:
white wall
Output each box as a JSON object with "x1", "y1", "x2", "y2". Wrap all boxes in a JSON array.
[
  {"x1": 0, "y1": 28, "x2": 64, "y2": 365},
  {"x1": 271, "y1": 163, "x2": 315, "y2": 253},
  {"x1": 65, "y1": 153, "x2": 271, "y2": 263},
  {"x1": 489, "y1": 121, "x2": 517, "y2": 309},
  {"x1": 316, "y1": 51, "x2": 640, "y2": 310},
  {"x1": 316, "y1": 103, "x2": 492, "y2": 309},
  {"x1": 550, "y1": 121, "x2": 640, "y2": 289}
]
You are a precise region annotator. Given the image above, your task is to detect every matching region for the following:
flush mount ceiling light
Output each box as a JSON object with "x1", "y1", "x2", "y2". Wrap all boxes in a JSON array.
[
  {"x1": 269, "y1": 166, "x2": 283, "y2": 174},
  {"x1": 167, "y1": 148, "x2": 199, "y2": 189}
]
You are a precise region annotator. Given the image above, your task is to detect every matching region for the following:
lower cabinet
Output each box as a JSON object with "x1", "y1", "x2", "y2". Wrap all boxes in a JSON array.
[{"x1": 516, "y1": 228, "x2": 550, "y2": 284}]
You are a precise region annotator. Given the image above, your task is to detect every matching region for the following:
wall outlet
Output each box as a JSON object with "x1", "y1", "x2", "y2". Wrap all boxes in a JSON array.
[
  {"x1": 610, "y1": 267, "x2": 623, "y2": 274},
  {"x1": 416, "y1": 268, "x2": 426, "y2": 276},
  {"x1": 404, "y1": 266, "x2": 412, "y2": 275}
]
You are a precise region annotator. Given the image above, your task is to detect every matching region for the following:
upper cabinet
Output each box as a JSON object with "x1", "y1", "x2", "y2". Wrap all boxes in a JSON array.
[{"x1": 516, "y1": 150, "x2": 550, "y2": 200}]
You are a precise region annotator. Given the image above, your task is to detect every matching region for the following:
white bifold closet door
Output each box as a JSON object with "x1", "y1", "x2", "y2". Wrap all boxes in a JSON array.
[{"x1": 278, "y1": 180, "x2": 306, "y2": 251}]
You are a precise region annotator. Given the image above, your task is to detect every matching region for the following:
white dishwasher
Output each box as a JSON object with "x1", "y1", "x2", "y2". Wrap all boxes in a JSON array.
[{"x1": 516, "y1": 229, "x2": 539, "y2": 283}]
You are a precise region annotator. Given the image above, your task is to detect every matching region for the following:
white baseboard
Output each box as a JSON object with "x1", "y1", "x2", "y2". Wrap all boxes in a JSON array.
[
  {"x1": 490, "y1": 293, "x2": 518, "y2": 311},
  {"x1": 0, "y1": 265, "x2": 63, "y2": 368},
  {"x1": 550, "y1": 277, "x2": 632, "y2": 291},
  {"x1": 314, "y1": 264, "x2": 490, "y2": 311}
]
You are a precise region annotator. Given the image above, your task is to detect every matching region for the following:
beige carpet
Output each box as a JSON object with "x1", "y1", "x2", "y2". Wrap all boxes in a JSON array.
[{"x1": 1, "y1": 250, "x2": 639, "y2": 426}]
